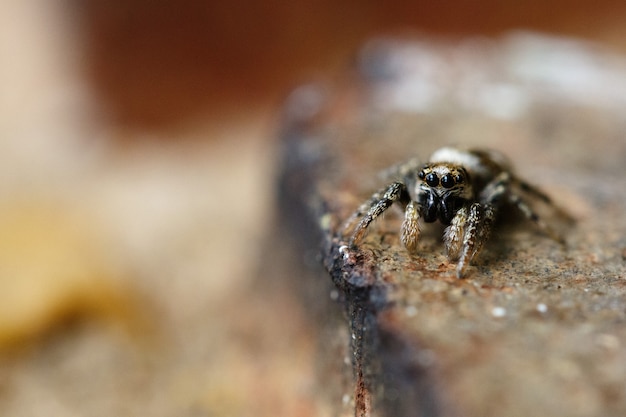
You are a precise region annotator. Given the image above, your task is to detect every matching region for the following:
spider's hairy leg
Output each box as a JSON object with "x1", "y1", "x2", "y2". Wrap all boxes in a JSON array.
[
  {"x1": 456, "y1": 203, "x2": 495, "y2": 278},
  {"x1": 516, "y1": 178, "x2": 552, "y2": 203},
  {"x1": 454, "y1": 173, "x2": 507, "y2": 277},
  {"x1": 348, "y1": 181, "x2": 411, "y2": 247},
  {"x1": 444, "y1": 205, "x2": 468, "y2": 261},
  {"x1": 478, "y1": 171, "x2": 510, "y2": 206},
  {"x1": 379, "y1": 157, "x2": 422, "y2": 182},
  {"x1": 507, "y1": 193, "x2": 565, "y2": 244},
  {"x1": 515, "y1": 177, "x2": 574, "y2": 222},
  {"x1": 401, "y1": 200, "x2": 421, "y2": 252},
  {"x1": 342, "y1": 191, "x2": 385, "y2": 234}
]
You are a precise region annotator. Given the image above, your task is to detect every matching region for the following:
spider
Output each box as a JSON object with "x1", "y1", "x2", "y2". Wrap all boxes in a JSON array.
[{"x1": 342, "y1": 147, "x2": 569, "y2": 278}]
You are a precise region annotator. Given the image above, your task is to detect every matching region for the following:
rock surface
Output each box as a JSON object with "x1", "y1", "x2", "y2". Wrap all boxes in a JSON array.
[{"x1": 278, "y1": 33, "x2": 626, "y2": 417}]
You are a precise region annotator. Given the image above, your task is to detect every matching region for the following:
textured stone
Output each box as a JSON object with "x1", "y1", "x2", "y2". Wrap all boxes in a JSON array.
[{"x1": 278, "y1": 33, "x2": 626, "y2": 417}]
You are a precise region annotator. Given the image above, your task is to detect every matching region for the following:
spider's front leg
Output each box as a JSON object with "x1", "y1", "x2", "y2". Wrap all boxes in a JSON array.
[
  {"x1": 346, "y1": 181, "x2": 412, "y2": 247},
  {"x1": 452, "y1": 203, "x2": 496, "y2": 278},
  {"x1": 507, "y1": 189, "x2": 567, "y2": 244},
  {"x1": 445, "y1": 173, "x2": 507, "y2": 278},
  {"x1": 443, "y1": 205, "x2": 468, "y2": 262},
  {"x1": 400, "y1": 200, "x2": 421, "y2": 252}
]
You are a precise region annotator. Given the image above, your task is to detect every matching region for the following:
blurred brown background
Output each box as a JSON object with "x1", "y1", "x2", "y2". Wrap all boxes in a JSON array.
[
  {"x1": 1, "y1": 1, "x2": 625, "y2": 416},
  {"x1": 81, "y1": 0, "x2": 626, "y2": 129}
]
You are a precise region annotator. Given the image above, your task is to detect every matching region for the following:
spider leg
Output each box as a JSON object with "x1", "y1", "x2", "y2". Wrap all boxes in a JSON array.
[
  {"x1": 483, "y1": 172, "x2": 565, "y2": 242},
  {"x1": 347, "y1": 181, "x2": 411, "y2": 247},
  {"x1": 455, "y1": 203, "x2": 496, "y2": 278},
  {"x1": 507, "y1": 193, "x2": 565, "y2": 244},
  {"x1": 516, "y1": 178, "x2": 552, "y2": 203},
  {"x1": 478, "y1": 171, "x2": 511, "y2": 206},
  {"x1": 514, "y1": 177, "x2": 574, "y2": 222},
  {"x1": 401, "y1": 200, "x2": 421, "y2": 252},
  {"x1": 452, "y1": 173, "x2": 508, "y2": 277},
  {"x1": 379, "y1": 157, "x2": 422, "y2": 183},
  {"x1": 342, "y1": 190, "x2": 386, "y2": 234},
  {"x1": 444, "y1": 206, "x2": 468, "y2": 261}
]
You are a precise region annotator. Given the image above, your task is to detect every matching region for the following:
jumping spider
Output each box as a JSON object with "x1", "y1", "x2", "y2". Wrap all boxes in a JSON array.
[{"x1": 343, "y1": 147, "x2": 569, "y2": 278}]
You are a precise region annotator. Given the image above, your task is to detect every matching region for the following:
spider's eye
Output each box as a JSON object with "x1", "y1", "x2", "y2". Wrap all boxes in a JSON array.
[
  {"x1": 454, "y1": 173, "x2": 464, "y2": 184},
  {"x1": 425, "y1": 172, "x2": 439, "y2": 187},
  {"x1": 418, "y1": 170, "x2": 425, "y2": 180},
  {"x1": 441, "y1": 174, "x2": 455, "y2": 188}
]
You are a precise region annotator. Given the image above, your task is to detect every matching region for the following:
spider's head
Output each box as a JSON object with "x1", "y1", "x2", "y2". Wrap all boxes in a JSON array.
[{"x1": 417, "y1": 163, "x2": 473, "y2": 224}]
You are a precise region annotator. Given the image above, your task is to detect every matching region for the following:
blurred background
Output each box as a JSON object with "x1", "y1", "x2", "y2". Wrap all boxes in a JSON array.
[
  {"x1": 1, "y1": 0, "x2": 626, "y2": 416},
  {"x1": 85, "y1": 0, "x2": 626, "y2": 129}
]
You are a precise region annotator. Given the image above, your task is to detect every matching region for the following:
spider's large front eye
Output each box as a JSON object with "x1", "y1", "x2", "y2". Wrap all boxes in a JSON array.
[
  {"x1": 441, "y1": 173, "x2": 455, "y2": 188},
  {"x1": 425, "y1": 172, "x2": 439, "y2": 187}
]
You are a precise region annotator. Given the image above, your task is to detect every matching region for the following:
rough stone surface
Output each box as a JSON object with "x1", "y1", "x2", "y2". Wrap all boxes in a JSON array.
[{"x1": 278, "y1": 33, "x2": 626, "y2": 417}]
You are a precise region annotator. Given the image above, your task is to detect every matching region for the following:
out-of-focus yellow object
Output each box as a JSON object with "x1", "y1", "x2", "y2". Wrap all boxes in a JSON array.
[{"x1": 0, "y1": 200, "x2": 141, "y2": 349}]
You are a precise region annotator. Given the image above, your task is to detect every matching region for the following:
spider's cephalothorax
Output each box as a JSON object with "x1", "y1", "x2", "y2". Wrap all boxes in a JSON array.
[
  {"x1": 416, "y1": 163, "x2": 472, "y2": 224},
  {"x1": 343, "y1": 147, "x2": 568, "y2": 278}
]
